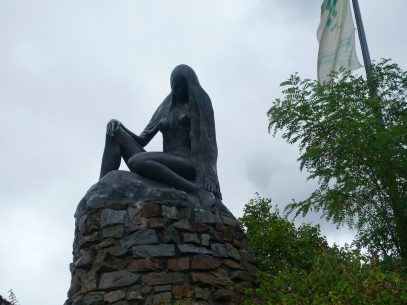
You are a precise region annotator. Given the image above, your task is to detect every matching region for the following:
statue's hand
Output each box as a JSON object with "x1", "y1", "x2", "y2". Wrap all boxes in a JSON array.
[{"x1": 106, "y1": 119, "x2": 121, "y2": 137}]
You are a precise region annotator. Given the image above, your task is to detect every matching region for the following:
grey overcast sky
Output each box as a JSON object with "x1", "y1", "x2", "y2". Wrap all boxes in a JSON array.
[{"x1": 1, "y1": 1, "x2": 406, "y2": 304}]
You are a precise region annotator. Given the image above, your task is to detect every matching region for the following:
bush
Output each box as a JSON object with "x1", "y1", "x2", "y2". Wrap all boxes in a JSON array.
[{"x1": 240, "y1": 195, "x2": 407, "y2": 304}]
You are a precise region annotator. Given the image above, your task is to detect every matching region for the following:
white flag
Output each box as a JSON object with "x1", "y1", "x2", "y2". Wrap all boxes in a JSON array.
[{"x1": 317, "y1": 0, "x2": 362, "y2": 83}]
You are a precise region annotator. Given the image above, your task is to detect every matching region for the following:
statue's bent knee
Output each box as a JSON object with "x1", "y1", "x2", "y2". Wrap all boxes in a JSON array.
[{"x1": 127, "y1": 153, "x2": 147, "y2": 171}]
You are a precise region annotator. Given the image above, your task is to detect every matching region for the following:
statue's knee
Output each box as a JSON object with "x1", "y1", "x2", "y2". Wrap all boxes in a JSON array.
[
  {"x1": 105, "y1": 119, "x2": 122, "y2": 138},
  {"x1": 128, "y1": 153, "x2": 146, "y2": 171}
]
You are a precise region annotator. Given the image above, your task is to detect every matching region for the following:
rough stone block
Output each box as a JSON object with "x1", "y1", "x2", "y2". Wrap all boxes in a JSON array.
[
  {"x1": 173, "y1": 219, "x2": 193, "y2": 231},
  {"x1": 194, "y1": 287, "x2": 210, "y2": 300},
  {"x1": 132, "y1": 244, "x2": 175, "y2": 257},
  {"x1": 162, "y1": 206, "x2": 178, "y2": 219},
  {"x1": 92, "y1": 250, "x2": 129, "y2": 272},
  {"x1": 172, "y1": 284, "x2": 190, "y2": 297},
  {"x1": 140, "y1": 203, "x2": 160, "y2": 218},
  {"x1": 192, "y1": 223, "x2": 209, "y2": 232},
  {"x1": 178, "y1": 244, "x2": 213, "y2": 255},
  {"x1": 191, "y1": 255, "x2": 221, "y2": 270},
  {"x1": 221, "y1": 230, "x2": 234, "y2": 242},
  {"x1": 125, "y1": 221, "x2": 148, "y2": 232},
  {"x1": 128, "y1": 257, "x2": 162, "y2": 272},
  {"x1": 127, "y1": 206, "x2": 141, "y2": 220},
  {"x1": 104, "y1": 290, "x2": 126, "y2": 303},
  {"x1": 74, "y1": 250, "x2": 93, "y2": 268},
  {"x1": 154, "y1": 285, "x2": 172, "y2": 292},
  {"x1": 178, "y1": 206, "x2": 192, "y2": 219},
  {"x1": 79, "y1": 271, "x2": 97, "y2": 294},
  {"x1": 103, "y1": 225, "x2": 124, "y2": 239},
  {"x1": 191, "y1": 271, "x2": 232, "y2": 287},
  {"x1": 82, "y1": 291, "x2": 104, "y2": 305},
  {"x1": 232, "y1": 238, "x2": 241, "y2": 249},
  {"x1": 151, "y1": 292, "x2": 172, "y2": 305},
  {"x1": 110, "y1": 301, "x2": 129, "y2": 305},
  {"x1": 222, "y1": 259, "x2": 244, "y2": 270},
  {"x1": 78, "y1": 232, "x2": 98, "y2": 248},
  {"x1": 167, "y1": 257, "x2": 190, "y2": 271},
  {"x1": 105, "y1": 201, "x2": 128, "y2": 209},
  {"x1": 87, "y1": 201, "x2": 106, "y2": 210},
  {"x1": 91, "y1": 252, "x2": 106, "y2": 271},
  {"x1": 126, "y1": 286, "x2": 143, "y2": 301},
  {"x1": 160, "y1": 226, "x2": 181, "y2": 244},
  {"x1": 194, "y1": 209, "x2": 216, "y2": 224},
  {"x1": 101, "y1": 209, "x2": 127, "y2": 228},
  {"x1": 230, "y1": 270, "x2": 256, "y2": 282},
  {"x1": 105, "y1": 246, "x2": 128, "y2": 257},
  {"x1": 221, "y1": 215, "x2": 239, "y2": 227},
  {"x1": 211, "y1": 243, "x2": 240, "y2": 260},
  {"x1": 148, "y1": 218, "x2": 167, "y2": 228},
  {"x1": 239, "y1": 250, "x2": 256, "y2": 263},
  {"x1": 142, "y1": 272, "x2": 186, "y2": 285},
  {"x1": 121, "y1": 229, "x2": 158, "y2": 248},
  {"x1": 183, "y1": 232, "x2": 200, "y2": 244},
  {"x1": 99, "y1": 270, "x2": 140, "y2": 289},
  {"x1": 78, "y1": 215, "x2": 88, "y2": 233},
  {"x1": 241, "y1": 261, "x2": 258, "y2": 274},
  {"x1": 213, "y1": 289, "x2": 240, "y2": 303},
  {"x1": 201, "y1": 234, "x2": 210, "y2": 246},
  {"x1": 94, "y1": 238, "x2": 117, "y2": 250},
  {"x1": 141, "y1": 285, "x2": 152, "y2": 295}
]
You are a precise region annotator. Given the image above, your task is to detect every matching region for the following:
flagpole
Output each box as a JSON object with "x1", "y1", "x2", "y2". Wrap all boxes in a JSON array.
[
  {"x1": 352, "y1": 0, "x2": 372, "y2": 75},
  {"x1": 352, "y1": 0, "x2": 383, "y2": 125}
]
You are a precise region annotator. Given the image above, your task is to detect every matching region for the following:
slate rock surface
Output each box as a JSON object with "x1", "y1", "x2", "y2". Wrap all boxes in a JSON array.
[{"x1": 65, "y1": 170, "x2": 257, "y2": 305}]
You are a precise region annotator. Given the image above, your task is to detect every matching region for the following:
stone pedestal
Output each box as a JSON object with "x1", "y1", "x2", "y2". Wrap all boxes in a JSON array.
[{"x1": 65, "y1": 171, "x2": 257, "y2": 305}]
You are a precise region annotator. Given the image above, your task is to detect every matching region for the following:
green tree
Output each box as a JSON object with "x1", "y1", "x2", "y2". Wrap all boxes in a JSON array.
[
  {"x1": 241, "y1": 195, "x2": 407, "y2": 305},
  {"x1": 239, "y1": 195, "x2": 325, "y2": 275},
  {"x1": 267, "y1": 59, "x2": 407, "y2": 265}
]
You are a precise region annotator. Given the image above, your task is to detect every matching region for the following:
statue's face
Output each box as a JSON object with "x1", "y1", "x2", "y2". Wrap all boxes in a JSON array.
[{"x1": 172, "y1": 76, "x2": 188, "y2": 99}]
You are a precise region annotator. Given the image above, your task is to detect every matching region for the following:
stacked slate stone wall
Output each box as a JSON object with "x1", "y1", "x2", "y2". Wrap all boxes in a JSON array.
[{"x1": 66, "y1": 200, "x2": 258, "y2": 305}]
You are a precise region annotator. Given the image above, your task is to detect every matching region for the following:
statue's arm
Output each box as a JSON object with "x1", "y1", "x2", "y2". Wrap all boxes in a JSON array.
[
  {"x1": 106, "y1": 119, "x2": 157, "y2": 147},
  {"x1": 121, "y1": 124, "x2": 157, "y2": 147},
  {"x1": 130, "y1": 98, "x2": 167, "y2": 147},
  {"x1": 108, "y1": 98, "x2": 166, "y2": 147}
]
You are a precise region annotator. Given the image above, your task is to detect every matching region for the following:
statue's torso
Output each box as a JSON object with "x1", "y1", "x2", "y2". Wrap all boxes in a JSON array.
[{"x1": 159, "y1": 103, "x2": 191, "y2": 158}]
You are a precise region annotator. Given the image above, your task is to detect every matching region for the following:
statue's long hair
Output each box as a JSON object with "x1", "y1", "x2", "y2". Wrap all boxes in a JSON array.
[{"x1": 141, "y1": 65, "x2": 221, "y2": 199}]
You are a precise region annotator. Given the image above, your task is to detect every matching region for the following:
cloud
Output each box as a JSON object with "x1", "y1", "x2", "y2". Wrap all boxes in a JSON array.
[{"x1": 0, "y1": 1, "x2": 406, "y2": 304}]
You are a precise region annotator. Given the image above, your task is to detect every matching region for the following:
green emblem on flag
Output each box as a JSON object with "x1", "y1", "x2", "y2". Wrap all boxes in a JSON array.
[{"x1": 325, "y1": 0, "x2": 339, "y2": 32}]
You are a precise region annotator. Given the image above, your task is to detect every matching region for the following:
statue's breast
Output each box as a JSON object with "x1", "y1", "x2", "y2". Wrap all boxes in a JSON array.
[
  {"x1": 158, "y1": 118, "x2": 170, "y2": 132},
  {"x1": 178, "y1": 113, "x2": 190, "y2": 128},
  {"x1": 159, "y1": 112, "x2": 190, "y2": 132}
]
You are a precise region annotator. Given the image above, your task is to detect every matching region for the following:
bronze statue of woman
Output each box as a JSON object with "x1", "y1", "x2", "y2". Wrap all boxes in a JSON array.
[{"x1": 99, "y1": 65, "x2": 222, "y2": 208}]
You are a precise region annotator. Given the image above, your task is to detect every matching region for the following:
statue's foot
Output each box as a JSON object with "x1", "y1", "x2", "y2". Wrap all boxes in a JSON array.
[{"x1": 197, "y1": 189, "x2": 215, "y2": 209}]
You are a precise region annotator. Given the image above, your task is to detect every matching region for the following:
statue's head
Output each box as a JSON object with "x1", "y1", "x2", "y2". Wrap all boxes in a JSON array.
[{"x1": 170, "y1": 65, "x2": 201, "y2": 94}]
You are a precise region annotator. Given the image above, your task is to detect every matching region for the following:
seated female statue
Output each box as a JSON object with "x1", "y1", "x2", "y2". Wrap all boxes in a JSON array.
[{"x1": 99, "y1": 65, "x2": 222, "y2": 208}]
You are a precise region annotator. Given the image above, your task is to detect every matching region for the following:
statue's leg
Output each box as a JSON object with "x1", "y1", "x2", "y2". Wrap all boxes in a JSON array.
[
  {"x1": 99, "y1": 127, "x2": 145, "y2": 179},
  {"x1": 127, "y1": 152, "x2": 197, "y2": 193}
]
